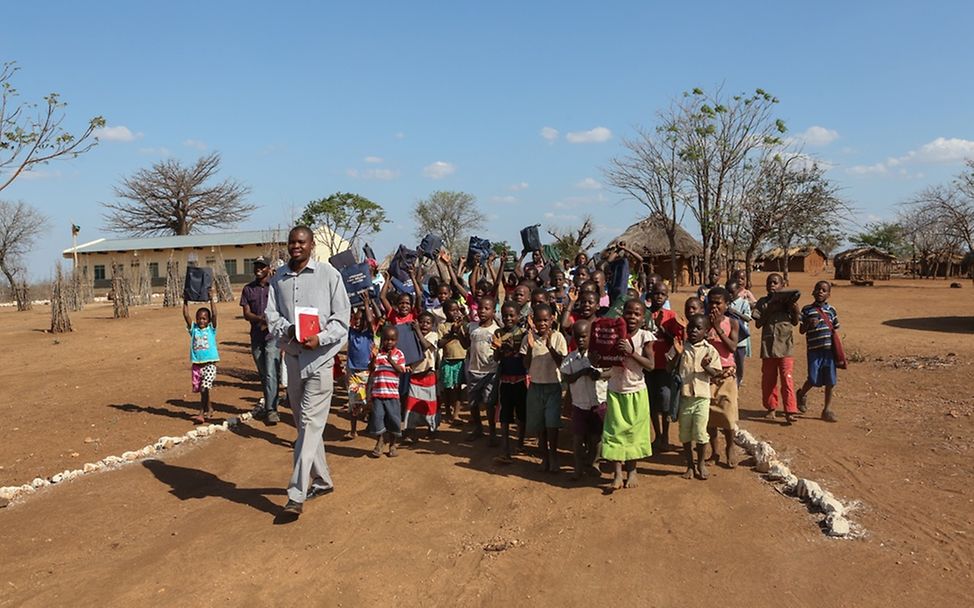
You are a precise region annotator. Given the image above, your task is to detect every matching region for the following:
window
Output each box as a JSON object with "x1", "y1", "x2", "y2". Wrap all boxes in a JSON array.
[
  {"x1": 148, "y1": 262, "x2": 160, "y2": 278},
  {"x1": 205, "y1": 256, "x2": 216, "y2": 266},
  {"x1": 224, "y1": 258, "x2": 238, "y2": 276},
  {"x1": 94, "y1": 265, "x2": 106, "y2": 280},
  {"x1": 243, "y1": 258, "x2": 256, "y2": 275}
]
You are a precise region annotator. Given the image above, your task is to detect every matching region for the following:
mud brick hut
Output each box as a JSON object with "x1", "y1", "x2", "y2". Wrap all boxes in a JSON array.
[
  {"x1": 605, "y1": 218, "x2": 703, "y2": 287},
  {"x1": 757, "y1": 246, "x2": 828, "y2": 274},
  {"x1": 834, "y1": 246, "x2": 895, "y2": 282}
]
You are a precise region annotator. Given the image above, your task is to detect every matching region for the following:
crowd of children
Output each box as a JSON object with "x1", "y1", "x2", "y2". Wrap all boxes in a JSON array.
[{"x1": 188, "y1": 239, "x2": 843, "y2": 490}]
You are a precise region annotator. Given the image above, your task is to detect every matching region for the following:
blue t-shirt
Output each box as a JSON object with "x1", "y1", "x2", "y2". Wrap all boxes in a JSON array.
[
  {"x1": 189, "y1": 324, "x2": 219, "y2": 364},
  {"x1": 347, "y1": 328, "x2": 374, "y2": 372}
]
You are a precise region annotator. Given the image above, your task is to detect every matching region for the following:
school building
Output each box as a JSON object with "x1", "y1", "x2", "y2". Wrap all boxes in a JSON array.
[{"x1": 61, "y1": 228, "x2": 348, "y2": 290}]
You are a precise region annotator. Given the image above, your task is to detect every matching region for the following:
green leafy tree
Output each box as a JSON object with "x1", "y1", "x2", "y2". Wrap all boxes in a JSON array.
[
  {"x1": 412, "y1": 191, "x2": 485, "y2": 255},
  {"x1": 851, "y1": 221, "x2": 907, "y2": 257},
  {"x1": 1, "y1": 62, "x2": 105, "y2": 193},
  {"x1": 299, "y1": 192, "x2": 387, "y2": 257}
]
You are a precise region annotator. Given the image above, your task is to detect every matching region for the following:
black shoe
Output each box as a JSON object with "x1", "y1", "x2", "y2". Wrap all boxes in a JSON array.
[
  {"x1": 251, "y1": 406, "x2": 268, "y2": 420},
  {"x1": 281, "y1": 499, "x2": 303, "y2": 515},
  {"x1": 306, "y1": 486, "x2": 334, "y2": 501}
]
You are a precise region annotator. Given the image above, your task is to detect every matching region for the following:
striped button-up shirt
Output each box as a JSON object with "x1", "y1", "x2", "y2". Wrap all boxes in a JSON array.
[{"x1": 265, "y1": 258, "x2": 350, "y2": 379}]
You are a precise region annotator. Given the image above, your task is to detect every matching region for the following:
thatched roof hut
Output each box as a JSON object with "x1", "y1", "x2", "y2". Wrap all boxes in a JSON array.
[
  {"x1": 605, "y1": 218, "x2": 703, "y2": 286},
  {"x1": 834, "y1": 246, "x2": 895, "y2": 281},
  {"x1": 757, "y1": 246, "x2": 828, "y2": 274}
]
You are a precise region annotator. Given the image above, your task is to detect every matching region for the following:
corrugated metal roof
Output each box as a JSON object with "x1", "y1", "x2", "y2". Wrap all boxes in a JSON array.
[{"x1": 62, "y1": 229, "x2": 290, "y2": 255}]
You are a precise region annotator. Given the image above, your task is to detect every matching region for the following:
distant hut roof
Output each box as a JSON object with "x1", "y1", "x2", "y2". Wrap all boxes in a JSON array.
[
  {"x1": 834, "y1": 246, "x2": 896, "y2": 262},
  {"x1": 605, "y1": 218, "x2": 703, "y2": 257},
  {"x1": 758, "y1": 246, "x2": 826, "y2": 261}
]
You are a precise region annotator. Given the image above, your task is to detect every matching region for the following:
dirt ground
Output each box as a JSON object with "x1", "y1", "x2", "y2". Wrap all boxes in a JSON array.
[{"x1": 1, "y1": 274, "x2": 972, "y2": 607}]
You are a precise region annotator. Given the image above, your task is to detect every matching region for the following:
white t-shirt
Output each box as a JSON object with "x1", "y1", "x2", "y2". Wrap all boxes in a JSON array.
[
  {"x1": 607, "y1": 328, "x2": 654, "y2": 394},
  {"x1": 560, "y1": 350, "x2": 607, "y2": 410},
  {"x1": 467, "y1": 320, "x2": 500, "y2": 374},
  {"x1": 519, "y1": 331, "x2": 568, "y2": 384}
]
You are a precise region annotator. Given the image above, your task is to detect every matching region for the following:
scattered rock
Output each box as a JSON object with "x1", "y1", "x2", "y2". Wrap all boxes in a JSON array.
[
  {"x1": 31, "y1": 477, "x2": 49, "y2": 489},
  {"x1": 121, "y1": 451, "x2": 139, "y2": 462},
  {"x1": 827, "y1": 514, "x2": 851, "y2": 537}
]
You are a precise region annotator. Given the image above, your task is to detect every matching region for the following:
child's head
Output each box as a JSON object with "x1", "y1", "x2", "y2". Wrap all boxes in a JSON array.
[
  {"x1": 195, "y1": 307, "x2": 211, "y2": 328},
  {"x1": 550, "y1": 269, "x2": 565, "y2": 288},
  {"x1": 687, "y1": 314, "x2": 709, "y2": 343},
  {"x1": 649, "y1": 282, "x2": 669, "y2": 310},
  {"x1": 351, "y1": 306, "x2": 366, "y2": 330},
  {"x1": 813, "y1": 280, "x2": 831, "y2": 303},
  {"x1": 512, "y1": 283, "x2": 531, "y2": 305},
  {"x1": 707, "y1": 269, "x2": 721, "y2": 286},
  {"x1": 477, "y1": 296, "x2": 496, "y2": 324},
  {"x1": 524, "y1": 263, "x2": 539, "y2": 281},
  {"x1": 531, "y1": 250, "x2": 544, "y2": 266},
  {"x1": 395, "y1": 291, "x2": 413, "y2": 315},
  {"x1": 574, "y1": 252, "x2": 589, "y2": 267},
  {"x1": 708, "y1": 286, "x2": 730, "y2": 316},
  {"x1": 574, "y1": 266, "x2": 591, "y2": 285},
  {"x1": 500, "y1": 302, "x2": 519, "y2": 329},
  {"x1": 474, "y1": 279, "x2": 493, "y2": 300},
  {"x1": 766, "y1": 273, "x2": 784, "y2": 294},
  {"x1": 418, "y1": 311, "x2": 435, "y2": 334},
  {"x1": 725, "y1": 279, "x2": 741, "y2": 298},
  {"x1": 626, "y1": 287, "x2": 639, "y2": 299},
  {"x1": 532, "y1": 303, "x2": 554, "y2": 335},
  {"x1": 572, "y1": 319, "x2": 592, "y2": 352},
  {"x1": 647, "y1": 273, "x2": 663, "y2": 291},
  {"x1": 592, "y1": 270, "x2": 606, "y2": 293},
  {"x1": 732, "y1": 269, "x2": 747, "y2": 287},
  {"x1": 444, "y1": 299, "x2": 462, "y2": 322},
  {"x1": 436, "y1": 281, "x2": 452, "y2": 304},
  {"x1": 577, "y1": 290, "x2": 598, "y2": 319},
  {"x1": 579, "y1": 279, "x2": 598, "y2": 294},
  {"x1": 530, "y1": 288, "x2": 548, "y2": 309},
  {"x1": 380, "y1": 324, "x2": 399, "y2": 351},
  {"x1": 622, "y1": 298, "x2": 644, "y2": 332},
  {"x1": 684, "y1": 296, "x2": 704, "y2": 318}
]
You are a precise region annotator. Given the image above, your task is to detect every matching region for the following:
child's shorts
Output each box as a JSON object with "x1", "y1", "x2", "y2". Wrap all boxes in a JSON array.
[
  {"x1": 192, "y1": 363, "x2": 217, "y2": 393},
  {"x1": 498, "y1": 380, "x2": 527, "y2": 424},
  {"x1": 466, "y1": 370, "x2": 497, "y2": 407},
  {"x1": 678, "y1": 396, "x2": 710, "y2": 445},
  {"x1": 571, "y1": 405, "x2": 603, "y2": 437},
  {"x1": 368, "y1": 397, "x2": 402, "y2": 437},
  {"x1": 346, "y1": 368, "x2": 370, "y2": 417},
  {"x1": 439, "y1": 359, "x2": 464, "y2": 389},
  {"x1": 526, "y1": 382, "x2": 563, "y2": 433},
  {"x1": 807, "y1": 348, "x2": 837, "y2": 387}
]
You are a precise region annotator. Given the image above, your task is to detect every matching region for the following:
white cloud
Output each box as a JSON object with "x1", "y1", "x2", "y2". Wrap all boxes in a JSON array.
[
  {"x1": 565, "y1": 126, "x2": 612, "y2": 144},
  {"x1": 94, "y1": 125, "x2": 142, "y2": 142},
  {"x1": 509, "y1": 182, "x2": 529, "y2": 191},
  {"x1": 553, "y1": 193, "x2": 607, "y2": 209},
  {"x1": 575, "y1": 177, "x2": 602, "y2": 190},
  {"x1": 422, "y1": 161, "x2": 456, "y2": 179},
  {"x1": 138, "y1": 147, "x2": 170, "y2": 157},
  {"x1": 183, "y1": 139, "x2": 207, "y2": 150},
  {"x1": 540, "y1": 127, "x2": 559, "y2": 141},
  {"x1": 346, "y1": 168, "x2": 400, "y2": 181},
  {"x1": 544, "y1": 211, "x2": 579, "y2": 222},
  {"x1": 847, "y1": 137, "x2": 974, "y2": 176},
  {"x1": 490, "y1": 195, "x2": 518, "y2": 204},
  {"x1": 16, "y1": 169, "x2": 62, "y2": 181},
  {"x1": 797, "y1": 126, "x2": 839, "y2": 147},
  {"x1": 364, "y1": 156, "x2": 383, "y2": 164}
]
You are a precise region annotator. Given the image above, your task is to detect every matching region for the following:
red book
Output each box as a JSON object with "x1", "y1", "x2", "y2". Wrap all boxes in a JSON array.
[
  {"x1": 296, "y1": 307, "x2": 321, "y2": 342},
  {"x1": 591, "y1": 317, "x2": 629, "y2": 366}
]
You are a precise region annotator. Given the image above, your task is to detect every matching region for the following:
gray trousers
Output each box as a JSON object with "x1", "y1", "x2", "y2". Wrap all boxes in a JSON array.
[{"x1": 286, "y1": 355, "x2": 334, "y2": 502}]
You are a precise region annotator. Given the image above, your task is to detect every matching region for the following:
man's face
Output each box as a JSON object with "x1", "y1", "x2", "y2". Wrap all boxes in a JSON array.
[
  {"x1": 254, "y1": 263, "x2": 269, "y2": 281},
  {"x1": 288, "y1": 228, "x2": 314, "y2": 264}
]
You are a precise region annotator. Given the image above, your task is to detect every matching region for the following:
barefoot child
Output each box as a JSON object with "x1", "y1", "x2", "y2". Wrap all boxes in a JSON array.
[
  {"x1": 796, "y1": 281, "x2": 841, "y2": 422},
  {"x1": 560, "y1": 320, "x2": 606, "y2": 481},
  {"x1": 646, "y1": 282, "x2": 683, "y2": 453},
  {"x1": 464, "y1": 296, "x2": 501, "y2": 442},
  {"x1": 592, "y1": 299, "x2": 655, "y2": 490},
  {"x1": 753, "y1": 273, "x2": 800, "y2": 424},
  {"x1": 367, "y1": 325, "x2": 406, "y2": 458},
  {"x1": 183, "y1": 290, "x2": 218, "y2": 424},
  {"x1": 437, "y1": 300, "x2": 468, "y2": 424},
  {"x1": 670, "y1": 314, "x2": 723, "y2": 480},
  {"x1": 704, "y1": 287, "x2": 741, "y2": 467},
  {"x1": 403, "y1": 312, "x2": 440, "y2": 439},
  {"x1": 345, "y1": 292, "x2": 379, "y2": 439},
  {"x1": 521, "y1": 303, "x2": 568, "y2": 472},
  {"x1": 493, "y1": 302, "x2": 528, "y2": 463}
]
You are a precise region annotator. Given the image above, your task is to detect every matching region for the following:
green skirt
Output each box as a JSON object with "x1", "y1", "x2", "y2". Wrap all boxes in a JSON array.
[
  {"x1": 439, "y1": 359, "x2": 464, "y2": 389},
  {"x1": 602, "y1": 388, "x2": 653, "y2": 461}
]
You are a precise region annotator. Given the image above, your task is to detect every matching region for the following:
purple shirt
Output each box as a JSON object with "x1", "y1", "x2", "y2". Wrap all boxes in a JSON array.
[{"x1": 240, "y1": 279, "x2": 271, "y2": 345}]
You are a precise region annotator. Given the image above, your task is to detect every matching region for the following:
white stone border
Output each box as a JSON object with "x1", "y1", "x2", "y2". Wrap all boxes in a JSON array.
[
  {"x1": 734, "y1": 428, "x2": 854, "y2": 537},
  {"x1": 0, "y1": 413, "x2": 254, "y2": 506}
]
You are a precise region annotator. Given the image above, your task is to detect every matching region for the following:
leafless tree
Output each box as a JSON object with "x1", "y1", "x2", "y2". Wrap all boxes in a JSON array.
[
  {"x1": 0, "y1": 200, "x2": 48, "y2": 310},
  {"x1": 546, "y1": 215, "x2": 597, "y2": 263},
  {"x1": 905, "y1": 162, "x2": 974, "y2": 280},
  {"x1": 604, "y1": 118, "x2": 691, "y2": 290},
  {"x1": 102, "y1": 152, "x2": 253, "y2": 236},
  {"x1": 50, "y1": 263, "x2": 72, "y2": 333},
  {"x1": 0, "y1": 62, "x2": 105, "y2": 193}
]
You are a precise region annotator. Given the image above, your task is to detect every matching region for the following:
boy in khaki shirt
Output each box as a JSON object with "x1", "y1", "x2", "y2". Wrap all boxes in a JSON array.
[{"x1": 669, "y1": 314, "x2": 723, "y2": 480}]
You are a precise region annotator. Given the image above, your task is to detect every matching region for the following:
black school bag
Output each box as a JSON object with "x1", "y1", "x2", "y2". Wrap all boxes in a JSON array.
[
  {"x1": 329, "y1": 249, "x2": 357, "y2": 270},
  {"x1": 389, "y1": 244, "x2": 418, "y2": 282},
  {"x1": 520, "y1": 224, "x2": 542, "y2": 252},
  {"x1": 183, "y1": 266, "x2": 212, "y2": 302},
  {"x1": 419, "y1": 234, "x2": 443, "y2": 259},
  {"x1": 466, "y1": 236, "x2": 491, "y2": 267}
]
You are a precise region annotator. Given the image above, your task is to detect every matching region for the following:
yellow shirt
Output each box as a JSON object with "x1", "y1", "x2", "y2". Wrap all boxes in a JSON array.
[{"x1": 671, "y1": 340, "x2": 722, "y2": 398}]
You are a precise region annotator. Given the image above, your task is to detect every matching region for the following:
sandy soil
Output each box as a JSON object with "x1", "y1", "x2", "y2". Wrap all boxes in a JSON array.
[{"x1": 1, "y1": 275, "x2": 972, "y2": 607}]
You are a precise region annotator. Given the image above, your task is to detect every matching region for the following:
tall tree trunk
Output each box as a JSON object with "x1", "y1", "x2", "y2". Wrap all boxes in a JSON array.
[
  {"x1": 782, "y1": 252, "x2": 792, "y2": 285},
  {"x1": 744, "y1": 245, "x2": 758, "y2": 291},
  {"x1": 667, "y1": 232, "x2": 679, "y2": 293}
]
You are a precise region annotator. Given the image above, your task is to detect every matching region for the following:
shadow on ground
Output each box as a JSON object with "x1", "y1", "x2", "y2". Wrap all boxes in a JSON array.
[{"x1": 882, "y1": 316, "x2": 974, "y2": 334}]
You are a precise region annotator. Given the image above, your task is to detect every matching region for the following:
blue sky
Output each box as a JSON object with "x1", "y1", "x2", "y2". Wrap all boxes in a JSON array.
[{"x1": 5, "y1": 1, "x2": 974, "y2": 278}]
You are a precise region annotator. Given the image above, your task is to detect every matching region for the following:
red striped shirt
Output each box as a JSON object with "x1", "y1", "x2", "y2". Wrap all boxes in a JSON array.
[{"x1": 371, "y1": 348, "x2": 405, "y2": 399}]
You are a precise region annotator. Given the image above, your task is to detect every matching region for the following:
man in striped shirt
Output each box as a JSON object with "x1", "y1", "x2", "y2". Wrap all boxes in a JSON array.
[{"x1": 369, "y1": 325, "x2": 407, "y2": 458}]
